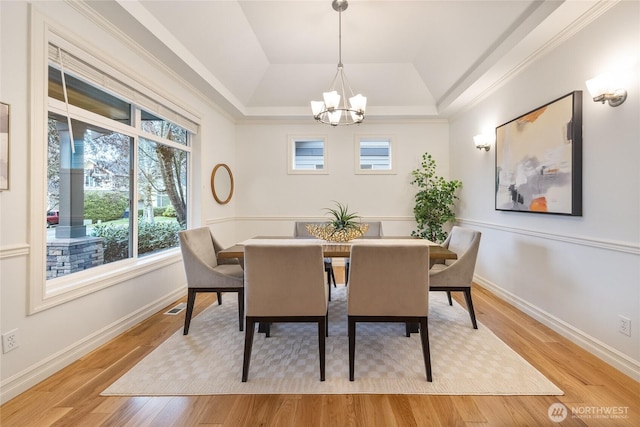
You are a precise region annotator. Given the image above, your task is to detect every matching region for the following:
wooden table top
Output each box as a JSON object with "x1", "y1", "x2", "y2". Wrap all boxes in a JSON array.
[{"x1": 218, "y1": 236, "x2": 457, "y2": 261}]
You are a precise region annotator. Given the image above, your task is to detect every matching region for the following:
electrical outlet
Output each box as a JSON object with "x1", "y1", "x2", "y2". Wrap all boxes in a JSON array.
[
  {"x1": 619, "y1": 316, "x2": 631, "y2": 337},
  {"x1": 2, "y1": 329, "x2": 19, "y2": 353}
]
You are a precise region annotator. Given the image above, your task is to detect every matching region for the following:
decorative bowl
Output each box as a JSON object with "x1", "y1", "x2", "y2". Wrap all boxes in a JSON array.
[{"x1": 305, "y1": 223, "x2": 369, "y2": 242}]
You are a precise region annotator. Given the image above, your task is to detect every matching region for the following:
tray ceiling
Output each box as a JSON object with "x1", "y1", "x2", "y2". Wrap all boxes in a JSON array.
[{"x1": 84, "y1": 0, "x2": 607, "y2": 121}]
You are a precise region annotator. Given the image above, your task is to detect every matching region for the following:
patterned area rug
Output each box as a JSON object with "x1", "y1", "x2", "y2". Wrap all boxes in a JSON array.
[{"x1": 102, "y1": 286, "x2": 562, "y2": 395}]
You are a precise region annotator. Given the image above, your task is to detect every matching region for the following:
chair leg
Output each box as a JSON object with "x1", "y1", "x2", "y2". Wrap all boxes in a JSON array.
[
  {"x1": 242, "y1": 318, "x2": 256, "y2": 382},
  {"x1": 348, "y1": 317, "x2": 356, "y2": 381},
  {"x1": 217, "y1": 292, "x2": 222, "y2": 305},
  {"x1": 237, "y1": 290, "x2": 244, "y2": 331},
  {"x1": 419, "y1": 317, "x2": 432, "y2": 382},
  {"x1": 446, "y1": 291, "x2": 453, "y2": 306},
  {"x1": 183, "y1": 289, "x2": 197, "y2": 335},
  {"x1": 318, "y1": 318, "x2": 326, "y2": 381},
  {"x1": 325, "y1": 310, "x2": 329, "y2": 337},
  {"x1": 463, "y1": 288, "x2": 478, "y2": 329},
  {"x1": 326, "y1": 269, "x2": 332, "y2": 302},
  {"x1": 330, "y1": 267, "x2": 337, "y2": 287},
  {"x1": 345, "y1": 263, "x2": 350, "y2": 286}
]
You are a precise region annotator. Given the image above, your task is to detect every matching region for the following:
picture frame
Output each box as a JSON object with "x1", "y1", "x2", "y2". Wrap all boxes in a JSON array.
[
  {"x1": 0, "y1": 102, "x2": 9, "y2": 191},
  {"x1": 495, "y1": 91, "x2": 582, "y2": 216}
]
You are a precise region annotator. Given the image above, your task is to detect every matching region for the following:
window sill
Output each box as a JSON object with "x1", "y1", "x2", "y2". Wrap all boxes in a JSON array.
[{"x1": 30, "y1": 249, "x2": 182, "y2": 314}]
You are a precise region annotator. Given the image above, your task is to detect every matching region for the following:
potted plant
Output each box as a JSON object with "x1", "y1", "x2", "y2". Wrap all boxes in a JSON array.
[
  {"x1": 411, "y1": 152, "x2": 462, "y2": 243},
  {"x1": 307, "y1": 201, "x2": 368, "y2": 242}
]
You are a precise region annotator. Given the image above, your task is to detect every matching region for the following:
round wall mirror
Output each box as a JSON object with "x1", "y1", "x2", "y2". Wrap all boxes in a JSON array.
[{"x1": 211, "y1": 163, "x2": 234, "y2": 204}]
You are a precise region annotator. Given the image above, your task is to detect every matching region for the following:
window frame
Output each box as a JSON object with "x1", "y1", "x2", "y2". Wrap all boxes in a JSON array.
[
  {"x1": 287, "y1": 135, "x2": 329, "y2": 175},
  {"x1": 354, "y1": 135, "x2": 396, "y2": 174},
  {"x1": 28, "y1": 13, "x2": 196, "y2": 313}
]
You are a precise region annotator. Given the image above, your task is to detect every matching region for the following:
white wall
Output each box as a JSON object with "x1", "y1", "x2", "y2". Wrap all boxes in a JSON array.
[
  {"x1": 0, "y1": 1, "x2": 237, "y2": 403},
  {"x1": 449, "y1": 1, "x2": 640, "y2": 379},
  {"x1": 232, "y1": 120, "x2": 450, "y2": 240}
]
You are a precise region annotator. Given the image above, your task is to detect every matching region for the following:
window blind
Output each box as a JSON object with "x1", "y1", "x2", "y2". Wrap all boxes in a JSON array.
[{"x1": 48, "y1": 43, "x2": 200, "y2": 134}]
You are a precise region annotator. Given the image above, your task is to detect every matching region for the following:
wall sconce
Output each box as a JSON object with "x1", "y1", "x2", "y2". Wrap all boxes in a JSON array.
[
  {"x1": 474, "y1": 134, "x2": 493, "y2": 151},
  {"x1": 585, "y1": 73, "x2": 628, "y2": 107}
]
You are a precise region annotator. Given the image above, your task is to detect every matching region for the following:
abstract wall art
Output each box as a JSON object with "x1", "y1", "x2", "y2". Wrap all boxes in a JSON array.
[{"x1": 495, "y1": 91, "x2": 582, "y2": 216}]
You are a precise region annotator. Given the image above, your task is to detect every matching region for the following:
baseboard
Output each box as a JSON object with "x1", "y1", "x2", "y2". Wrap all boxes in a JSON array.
[
  {"x1": 0, "y1": 287, "x2": 185, "y2": 404},
  {"x1": 474, "y1": 275, "x2": 640, "y2": 382}
]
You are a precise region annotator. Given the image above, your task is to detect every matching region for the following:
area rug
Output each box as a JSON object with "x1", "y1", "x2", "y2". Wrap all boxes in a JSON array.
[{"x1": 102, "y1": 286, "x2": 562, "y2": 396}]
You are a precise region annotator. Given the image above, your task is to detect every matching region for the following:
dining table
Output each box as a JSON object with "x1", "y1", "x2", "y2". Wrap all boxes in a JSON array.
[{"x1": 217, "y1": 236, "x2": 457, "y2": 261}]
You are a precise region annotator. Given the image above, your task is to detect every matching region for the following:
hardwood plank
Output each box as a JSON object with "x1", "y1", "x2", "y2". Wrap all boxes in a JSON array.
[{"x1": 1, "y1": 271, "x2": 639, "y2": 427}]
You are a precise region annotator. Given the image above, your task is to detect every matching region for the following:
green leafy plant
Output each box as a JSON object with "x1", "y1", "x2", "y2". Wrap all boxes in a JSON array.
[
  {"x1": 324, "y1": 201, "x2": 360, "y2": 231},
  {"x1": 84, "y1": 191, "x2": 128, "y2": 224},
  {"x1": 162, "y1": 205, "x2": 177, "y2": 217},
  {"x1": 411, "y1": 153, "x2": 462, "y2": 243},
  {"x1": 91, "y1": 219, "x2": 183, "y2": 263}
]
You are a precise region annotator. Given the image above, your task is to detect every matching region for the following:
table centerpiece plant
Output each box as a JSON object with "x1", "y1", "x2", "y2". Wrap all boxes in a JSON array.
[{"x1": 306, "y1": 201, "x2": 369, "y2": 242}]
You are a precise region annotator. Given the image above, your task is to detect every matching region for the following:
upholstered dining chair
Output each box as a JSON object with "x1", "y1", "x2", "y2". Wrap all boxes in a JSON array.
[
  {"x1": 242, "y1": 241, "x2": 328, "y2": 382},
  {"x1": 429, "y1": 226, "x2": 482, "y2": 329},
  {"x1": 344, "y1": 221, "x2": 383, "y2": 284},
  {"x1": 347, "y1": 240, "x2": 432, "y2": 382},
  {"x1": 294, "y1": 221, "x2": 337, "y2": 300},
  {"x1": 178, "y1": 227, "x2": 244, "y2": 334}
]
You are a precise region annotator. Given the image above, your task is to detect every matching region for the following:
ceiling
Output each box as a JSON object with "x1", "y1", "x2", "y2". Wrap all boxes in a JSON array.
[{"x1": 84, "y1": 0, "x2": 606, "y2": 121}]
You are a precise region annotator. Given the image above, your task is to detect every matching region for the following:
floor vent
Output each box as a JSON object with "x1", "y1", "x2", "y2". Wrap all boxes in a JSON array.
[{"x1": 164, "y1": 303, "x2": 186, "y2": 315}]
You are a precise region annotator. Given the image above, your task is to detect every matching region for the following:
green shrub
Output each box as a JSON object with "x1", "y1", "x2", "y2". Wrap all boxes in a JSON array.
[
  {"x1": 137, "y1": 207, "x2": 166, "y2": 217},
  {"x1": 138, "y1": 220, "x2": 182, "y2": 255},
  {"x1": 91, "y1": 219, "x2": 183, "y2": 263},
  {"x1": 162, "y1": 205, "x2": 176, "y2": 217},
  {"x1": 90, "y1": 223, "x2": 129, "y2": 263},
  {"x1": 84, "y1": 191, "x2": 128, "y2": 224}
]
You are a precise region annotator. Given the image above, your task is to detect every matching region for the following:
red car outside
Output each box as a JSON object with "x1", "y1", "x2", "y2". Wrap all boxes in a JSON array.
[{"x1": 47, "y1": 211, "x2": 59, "y2": 227}]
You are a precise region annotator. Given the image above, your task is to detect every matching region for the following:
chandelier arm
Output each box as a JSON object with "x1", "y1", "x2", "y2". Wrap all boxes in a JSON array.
[
  {"x1": 340, "y1": 68, "x2": 357, "y2": 99},
  {"x1": 328, "y1": 67, "x2": 342, "y2": 93},
  {"x1": 339, "y1": 68, "x2": 349, "y2": 109}
]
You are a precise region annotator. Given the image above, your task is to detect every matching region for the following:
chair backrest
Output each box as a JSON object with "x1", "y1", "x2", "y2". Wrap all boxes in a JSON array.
[
  {"x1": 293, "y1": 221, "x2": 325, "y2": 238},
  {"x1": 361, "y1": 221, "x2": 383, "y2": 237},
  {"x1": 179, "y1": 227, "x2": 218, "y2": 268},
  {"x1": 347, "y1": 240, "x2": 430, "y2": 317},
  {"x1": 244, "y1": 241, "x2": 328, "y2": 317},
  {"x1": 178, "y1": 227, "x2": 220, "y2": 287},
  {"x1": 438, "y1": 226, "x2": 481, "y2": 282}
]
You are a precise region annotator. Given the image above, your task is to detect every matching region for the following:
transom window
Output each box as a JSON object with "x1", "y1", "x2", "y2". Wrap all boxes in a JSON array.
[
  {"x1": 288, "y1": 136, "x2": 328, "y2": 174},
  {"x1": 355, "y1": 136, "x2": 394, "y2": 174}
]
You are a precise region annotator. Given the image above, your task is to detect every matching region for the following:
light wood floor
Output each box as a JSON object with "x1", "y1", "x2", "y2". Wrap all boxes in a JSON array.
[{"x1": 1, "y1": 268, "x2": 638, "y2": 426}]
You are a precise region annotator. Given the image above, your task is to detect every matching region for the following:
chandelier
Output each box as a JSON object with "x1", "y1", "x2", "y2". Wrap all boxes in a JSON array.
[{"x1": 311, "y1": 0, "x2": 367, "y2": 126}]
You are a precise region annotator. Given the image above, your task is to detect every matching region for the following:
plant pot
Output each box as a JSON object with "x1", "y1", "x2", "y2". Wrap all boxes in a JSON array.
[{"x1": 305, "y1": 223, "x2": 369, "y2": 242}]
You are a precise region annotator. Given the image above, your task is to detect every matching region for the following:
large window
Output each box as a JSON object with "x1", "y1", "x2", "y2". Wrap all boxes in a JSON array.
[
  {"x1": 288, "y1": 136, "x2": 328, "y2": 174},
  {"x1": 39, "y1": 38, "x2": 194, "y2": 300}
]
